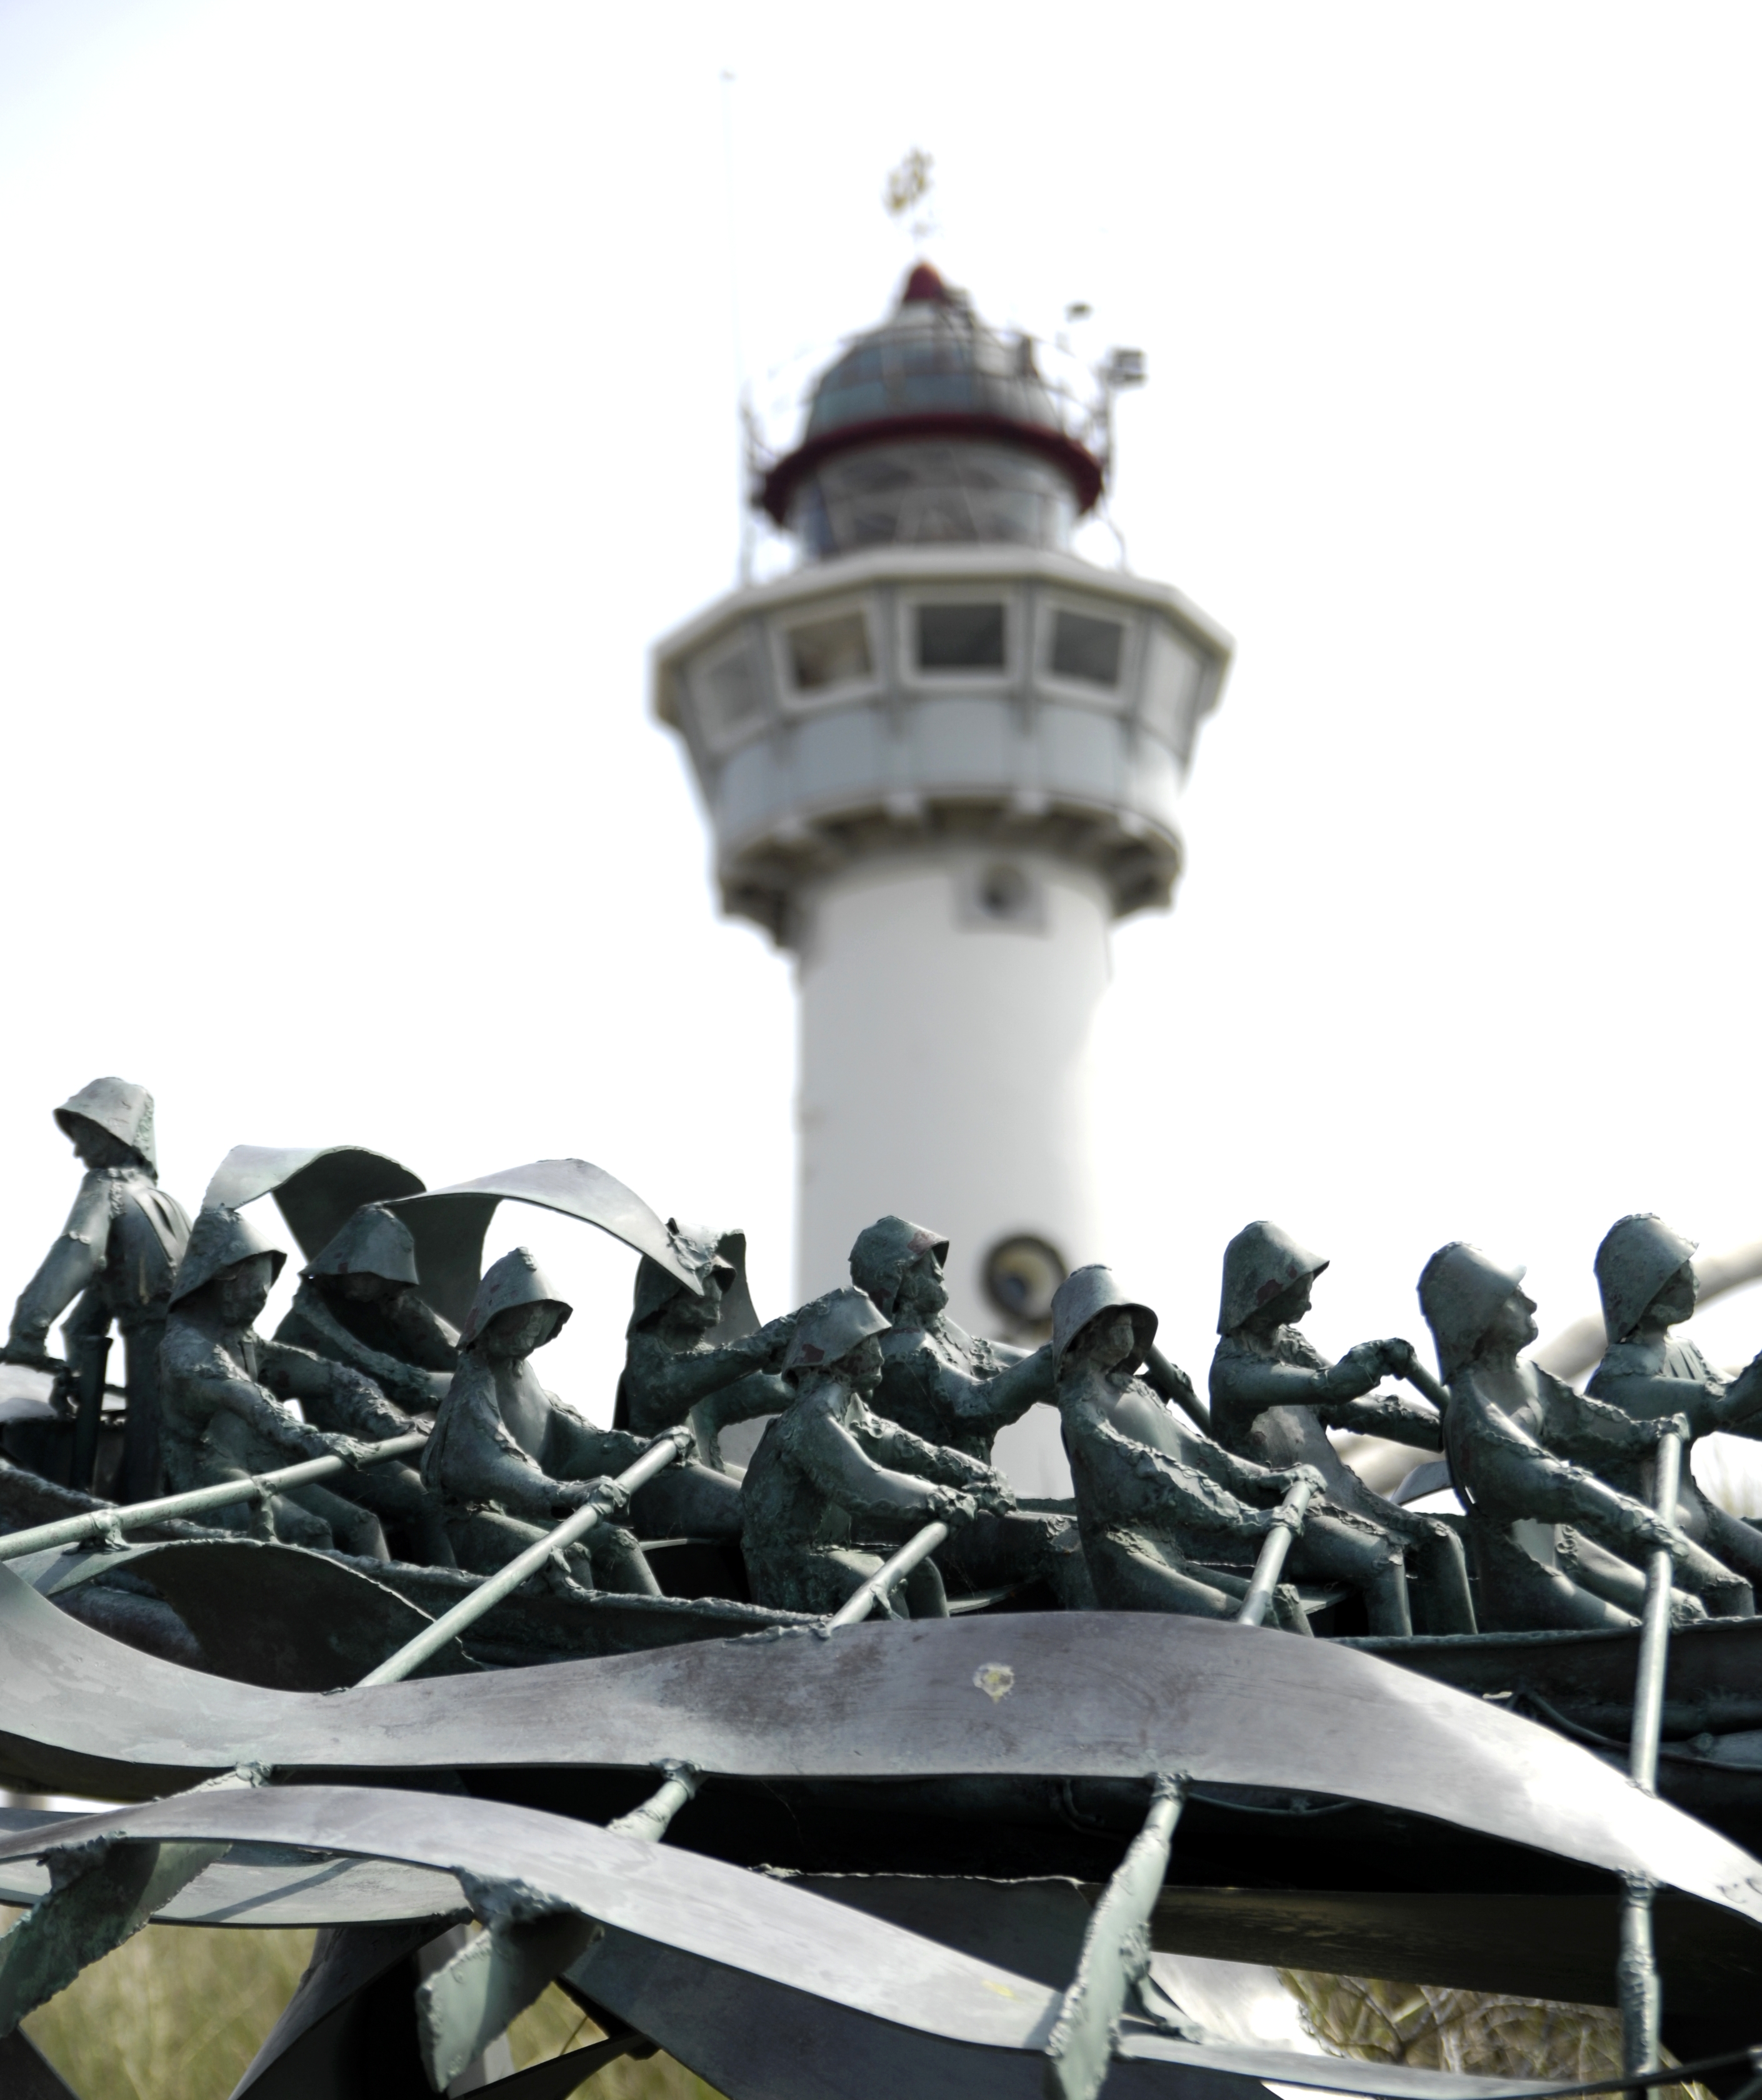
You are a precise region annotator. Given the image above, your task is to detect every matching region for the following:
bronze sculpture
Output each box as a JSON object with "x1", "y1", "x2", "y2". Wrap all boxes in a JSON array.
[
  {"x1": 615, "y1": 1223, "x2": 794, "y2": 1469},
  {"x1": 274, "y1": 1203, "x2": 459, "y2": 1414},
  {"x1": 158, "y1": 1206, "x2": 396, "y2": 1558},
  {"x1": 1208, "y1": 1220, "x2": 1476, "y2": 1632},
  {"x1": 1051, "y1": 1264, "x2": 1318, "y2": 1632},
  {"x1": 1418, "y1": 1240, "x2": 1753, "y2": 1627},
  {"x1": 850, "y1": 1214, "x2": 1094, "y2": 1607},
  {"x1": 1, "y1": 1142, "x2": 1761, "y2": 2090},
  {"x1": 1584, "y1": 1213, "x2": 1762, "y2": 1593},
  {"x1": 420, "y1": 1246, "x2": 742, "y2": 1589},
  {"x1": 740, "y1": 1286, "x2": 1007, "y2": 1616},
  {"x1": 2, "y1": 1079, "x2": 191, "y2": 1500}
]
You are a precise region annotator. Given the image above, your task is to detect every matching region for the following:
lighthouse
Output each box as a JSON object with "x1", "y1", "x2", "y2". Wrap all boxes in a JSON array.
[{"x1": 653, "y1": 265, "x2": 1231, "y2": 1491}]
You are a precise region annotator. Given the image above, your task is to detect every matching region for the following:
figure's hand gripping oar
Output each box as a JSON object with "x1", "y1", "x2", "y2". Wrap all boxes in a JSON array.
[
  {"x1": 1043, "y1": 1473, "x2": 1317, "y2": 2100},
  {"x1": 356, "y1": 1429, "x2": 693, "y2": 1689},
  {"x1": 1620, "y1": 1418, "x2": 1687, "y2": 2094},
  {"x1": 1233, "y1": 1475, "x2": 1316, "y2": 1629},
  {"x1": 0, "y1": 1430, "x2": 431, "y2": 1562}
]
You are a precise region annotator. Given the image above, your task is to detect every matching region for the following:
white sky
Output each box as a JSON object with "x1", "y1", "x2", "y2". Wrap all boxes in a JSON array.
[{"x1": 2, "y1": 1, "x2": 1760, "y2": 1432}]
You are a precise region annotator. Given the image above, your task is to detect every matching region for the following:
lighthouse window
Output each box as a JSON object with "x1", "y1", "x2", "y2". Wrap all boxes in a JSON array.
[
  {"x1": 696, "y1": 643, "x2": 766, "y2": 748},
  {"x1": 786, "y1": 611, "x2": 873, "y2": 692},
  {"x1": 1049, "y1": 610, "x2": 1124, "y2": 688},
  {"x1": 916, "y1": 602, "x2": 1006, "y2": 671}
]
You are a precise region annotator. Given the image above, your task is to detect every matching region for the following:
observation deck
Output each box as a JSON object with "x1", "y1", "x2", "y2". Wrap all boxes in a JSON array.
[{"x1": 653, "y1": 264, "x2": 1232, "y2": 947}]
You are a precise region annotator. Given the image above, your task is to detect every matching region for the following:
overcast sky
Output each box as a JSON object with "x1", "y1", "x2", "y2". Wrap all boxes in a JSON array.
[{"x1": 2, "y1": 2, "x2": 1760, "y2": 1475}]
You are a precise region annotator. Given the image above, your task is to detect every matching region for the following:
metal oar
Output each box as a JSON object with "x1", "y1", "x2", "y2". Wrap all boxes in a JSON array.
[
  {"x1": 1043, "y1": 1476, "x2": 1316, "y2": 2100},
  {"x1": 1620, "y1": 1419, "x2": 1686, "y2": 2093},
  {"x1": 0, "y1": 1430, "x2": 429, "y2": 1562},
  {"x1": 825, "y1": 1519, "x2": 952, "y2": 1629},
  {"x1": 356, "y1": 1429, "x2": 691, "y2": 1688},
  {"x1": 1233, "y1": 1476, "x2": 1316, "y2": 1628},
  {"x1": 1400, "y1": 1359, "x2": 1453, "y2": 1412}
]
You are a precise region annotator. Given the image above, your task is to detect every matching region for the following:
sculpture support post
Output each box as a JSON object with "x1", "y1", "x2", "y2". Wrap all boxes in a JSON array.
[
  {"x1": 1621, "y1": 1422, "x2": 1683, "y2": 2089},
  {"x1": 608, "y1": 1760, "x2": 702, "y2": 1843},
  {"x1": 356, "y1": 1432, "x2": 689, "y2": 1688},
  {"x1": 70, "y1": 1334, "x2": 110, "y2": 1494},
  {"x1": 1041, "y1": 1482, "x2": 1316, "y2": 2100},
  {"x1": 1234, "y1": 1479, "x2": 1315, "y2": 1629},
  {"x1": 825, "y1": 1520, "x2": 951, "y2": 1629},
  {"x1": 1042, "y1": 1775, "x2": 1184, "y2": 2100}
]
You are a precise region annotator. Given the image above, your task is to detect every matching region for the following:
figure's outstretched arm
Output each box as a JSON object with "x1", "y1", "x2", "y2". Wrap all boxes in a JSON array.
[
  {"x1": 796, "y1": 1409, "x2": 971, "y2": 1527},
  {"x1": 279, "y1": 1291, "x2": 450, "y2": 1411},
  {"x1": 543, "y1": 1399, "x2": 647, "y2": 1484},
  {"x1": 1541, "y1": 1377, "x2": 1671, "y2": 1463},
  {"x1": 201, "y1": 1368, "x2": 351, "y2": 1461},
  {"x1": 938, "y1": 1343, "x2": 1054, "y2": 1434},
  {"x1": 1315, "y1": 1391, "x2": 1444, "y2": 1450},
  {"x1": 429, "y1": 1389, "x2": 589, "y2": 1523},
  {"x1": 623, "y1": 1323, "x2": 794, "y2": 1429},
  {"x1": 695, "y1": 1369, "x2": 791, "y2": 1437},
  {"x1": 854, "y1": 1405, "x2": 1007, "y2": 1498},
  {"x1": 257, "y1": 1338, "x2": 410, "y2": 1441},
  {"x1": 384, "y1": 1293, "x2": 461, "y2": 1372},
  {"x1": 5, "y1": 1180, "x2": 111, "y2": 1363},
  {"x1": 1714, "y1": 1353, "x2": 1762, "y2": 1437},
  {"x1": 1174, "y1": 1417, "x2": 1311, "y2": 1504},
  {"x1": 1078, "y1": 1409, "x2": 1284, "y2": 1540},
  {"x1": 1591, "y1": 1362, "x2": 1762, "y2": 1438}
]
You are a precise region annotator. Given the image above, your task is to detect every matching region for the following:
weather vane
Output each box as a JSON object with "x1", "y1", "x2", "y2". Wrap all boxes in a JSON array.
[{"x1": 883, "y1": 146, "x2": 936, "y2": 249}]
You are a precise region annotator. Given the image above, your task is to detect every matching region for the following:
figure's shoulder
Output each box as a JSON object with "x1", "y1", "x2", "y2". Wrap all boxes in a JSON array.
[
  {"x1": 1664, "y1": 1336, "x2": 1716, "y2": 1381},
  {"x1": 159, "y1": 1314, "x2": 228, "y2": 1376},
  {"x1": 443, "y1": 1354, "x2": 498, "y2": 1410},
  {"x1": 768, "y1": 1394, "x2": 823, "y2": 1454},
  {"x1": 1274, "y1": 1326, "x2": 1329, "y2": 1369},
  {"x1": 1209, "y1": 1334, "x2": 1254, "y2": 1378},
  {"x1": 1059, "y1": 1370, "x2": 1119, "y2": 1429},
  {"x1": 1589, "y1": 1336, "x2": 1664, "y2": 1387}
]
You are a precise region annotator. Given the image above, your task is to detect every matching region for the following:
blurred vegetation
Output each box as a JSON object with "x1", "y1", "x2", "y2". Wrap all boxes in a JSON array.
[
  {"x1": 20, "y1": 1921, "x2": 313, "y2": 2100},
  {"x1": 12, "y1": 1914, "x2": 725, "y2": 2100},
  {"x1": 1280, "y1": 1971, "x2": 1707, "y2": 2100},
  {"x1": 18, "y1": 1912, "x2": 1716, "y2": 2100}
]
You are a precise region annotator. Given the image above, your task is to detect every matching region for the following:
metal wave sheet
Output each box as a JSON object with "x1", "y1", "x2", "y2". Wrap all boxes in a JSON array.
[
  {"x1": 384, "y1": 1160, "x2": 701, "y2": 1325},
  {"x1": 0, "y1": 1787, "x2": 1559, "y2": 2100},
  {"x1": 0, "y1": 1565, "x2": 1758, "y2": 1931},
  {"x1": 199, "y1": 1145, "x2": 426, "y2": 1261}
]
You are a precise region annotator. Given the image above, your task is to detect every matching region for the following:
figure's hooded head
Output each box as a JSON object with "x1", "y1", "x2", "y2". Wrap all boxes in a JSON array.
[
  {"x1": 848, "y1": 1216, "x2": 950, "y2": 1321},
  {"x1": 782, "y1": 1288, "x2": 889, "y2": 1377},
  {"x1": 55, "y1": 1078, "x2": 156, "y2": 1173},
  {"x1": 304, "y1": 1205, "x2": 422, "y2": 1289},
  {"x1": 459, "y1": 1246, "x2": 573, "y2": 1351},
  {"x1": 1418, "y1": 1242, "x2": 1528, "y2": 1380},
  {"x1": 1595, "y1": 1214, "x2": 1698, "y2": 1345},
  {"x1": 1049, "y1": 1265, "x2": 1158, "y2": 1371},
  {"x1": 169, "y1": 1205, "x2": 288, "y2": 1307},
  {"x1": 626, "y1": 1223, "x2": 744, "y2": 1337},
  {"x1": 1217, "y1": 1221, "x2": 1328, "y2": 1336}
]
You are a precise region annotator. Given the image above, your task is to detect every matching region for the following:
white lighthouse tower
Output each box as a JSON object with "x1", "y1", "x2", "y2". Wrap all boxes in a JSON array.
[{"x1": 653, "y1": 264, "x2": 1231, "y2": 1490}]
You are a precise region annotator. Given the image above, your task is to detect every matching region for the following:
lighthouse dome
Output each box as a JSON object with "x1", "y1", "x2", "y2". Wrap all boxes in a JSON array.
[{"x1": 761, "y1": 264, "x2": 1103, "y2": 560}]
